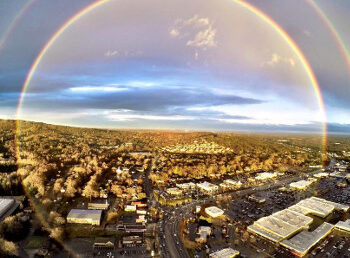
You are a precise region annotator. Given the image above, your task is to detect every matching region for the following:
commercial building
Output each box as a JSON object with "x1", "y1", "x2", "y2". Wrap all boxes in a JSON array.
[
  {"x1": 224, "y1": 179, "x2": 242, "y2": 188},
  {"x1": 122, "y1": 235, "x2": 142, "y2": 246},
  {"x1": 93, "y1": 238, "x2": 115, "y2": 250},
  {"x1": 197, "y1": 182, "x2": 219, "y2": 194},
  {"x1": 88, "y1": 202, "x2": 109, "y2": 210},
  {"x1": 125, "y1": 205, "x2": 137, "y2": 212},
  {"x1": 248, "y1": 215, "x2": 305, "y2": 241},
  {"x1": 166, "y1": 187, "x2": 183, "y2": 196},
  {"x1": 255, "y1": 172, "x2": 278, "y2": 181},
  {"x1": 310, "y1": 196, "x2": 349, "y2": 212},
  {"x1": 281, "y1": 222, "x2": 334, "y2": 256},
  {"x1": 205, "y1": 206, "x2": 224, "y2": 218},
  {"x1": 176, "y1": 182, "x2": 196, "y2": 190},
  {"x1": 335, "y1": 219, "x2": 350, "y2": 232},
  {"x1": 313, "y1": 172, "x2": 329, "y2": 178},
  {"x1": 248, "y1": 197, "x2": 349, "y2": 256},
  {"x1": 67, "y1": 209, "x2": 102, "y2": 226},
  {"x1": 289, "y1": 180, "x2": 313, "y2": 190},
  {"x1": 209, "y1": 248, "x2": 240, "y2": 258},
  {"x1": 295, "y1": 198, "x2": 335, "y2": 218},
  {"x1": 196, "y1": 226, "x2": 212, "y2": 243},
  {"x1": 136, "y1": 215, "x2": 146, "y2": 224}
]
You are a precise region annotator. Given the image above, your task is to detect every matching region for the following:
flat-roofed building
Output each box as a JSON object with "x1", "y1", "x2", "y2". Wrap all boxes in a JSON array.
[
  {"x1": 247, "y1": 223, "x2": 284, "y2": 242},
  {"x1": 310, "y1": 197, "x2": 349, "y2": 212},
  {"x1": 125, "y1": 205, "x2": 137, "y2": 212},
  {"x1": 272, "y1": 209, "x2": 313, "y2": 228},
  {"x1": 198, "y1": 226, "x2": 211, "y2": 235},
  {"x1": 136, "y1": 215, "x2": 146, "y2": 224},
  {"x1": 296, "y1": 198, "x2": 334, "y2": 218},
  {"x1": 93, "y1": 238, "x2": 115, "y2": 250},
  {"x1": 196, "y1": 226, "x2": 211, "y2": 243},
  {"x1": 248, "y1": 197, "x2": 345, "y2": 256},
  {"x1": 197, "y1": 182, "x2": 219, "y2": 193},
  {"x1": 288, "y1": 204, "x2": 311, "y2": 216},
  {"x1": 205, "y1": 206, "x2": 224, "y2": 218},
  {"x1": 281, "y1": 222, "x2": 334, "y2": 256},
  {"x1": 224, "y1": 179, "x2": 242, "y2": 188},
  {"x1": 210, "y1": 248, "x2": 240, "y2": 258},
  {"x1": 122, "y1": 235, "x2": 142, "y2": 246},
  {"x1": 335, "y1": 219, "x2": 350, "y2": 232},
  {"x1": 253, "y1": 216, "x2": 301, "y2": 240},
  {"x1": 176, "y1": 182, "x2": 196, "y2": 190},
  {"x1": 255, "y1": 172, "x2": 278, "y2": 181},
  {"x1": 88, "y1": 202, "x2": 109, "y2": 210},
  {"x1": 289, "y1": 180, "x2": 313, "y2": 190},
  {"x1": 136, "y1": 209, "x2": 147, "y2": 215},
  {"x1": 67, "y1": 209, "x2": 102, "y2": 226},
  {"x1": 314, "y1": 172, "x2": 329, "y2": 178},
  {"x1": 0, "y1": 198, "x2": 16, "y2": 219},
  {"x1": 166, "y1": 187, "x2": 183, "y2": 196}
]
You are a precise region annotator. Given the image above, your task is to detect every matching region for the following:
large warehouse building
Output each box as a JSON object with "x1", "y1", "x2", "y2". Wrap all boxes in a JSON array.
[
  {"x1": 247, "y1": 197, "x2": 350, "y2": 256},
  {"x1": 67, "y1": 209, "x2": 102, "y2": 226}
]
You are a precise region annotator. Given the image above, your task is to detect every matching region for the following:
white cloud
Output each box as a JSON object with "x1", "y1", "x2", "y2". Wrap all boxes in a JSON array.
[
  {"x1": 194, "y1": 50, "x2": 199, "y2": 60},
  {"x1": 69, "y1": 86, "x2": 127, "y2": 93},
  {"x1": 104, "y1": 50, "x2": 118, "y2": 57},
  {"x1": 69, "y1": 81, "x2": 156, "y2": 93},
  {"x1": 169, "y1": 28, "x2": 180, "y2": 37},
  {"x1": 104, "y1": 49, "x2": 142, "y2": 57},
  {"x1": 105, "y1": 109, "x2": 195, "y2": 122},
  {"x1": 262, "y1": 53, "x2": 296, "y2": 67},
  {"x1": 169, "y1": 14, "x2": 217, "y2": 50},
  {"x1": 186, "y1": 24, "x2": 216, "y2": 48}
]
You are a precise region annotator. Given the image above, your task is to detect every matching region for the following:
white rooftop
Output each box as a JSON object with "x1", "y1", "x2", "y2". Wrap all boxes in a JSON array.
[
  {"x1": 67, "y1": 209, "x2": 102, "y2": 222},
  {"x1": 290, "y1": 180, "x2": 313, "y2": 189},
  {"x1": 0, "y1": 198, "x2": 15, "y2": 218},
  {"x1": 205, "y1": 206, "x2": 224, "y2": 217},
  {"x1": 210, "y1": 248, "x2": 240, "y2": 258},
  {"x1": 335, "y1": 219, "x2": 350, "y2": 232},
  {"x1": 281, "y1": 222, "x2": 333, "y2": 255}
]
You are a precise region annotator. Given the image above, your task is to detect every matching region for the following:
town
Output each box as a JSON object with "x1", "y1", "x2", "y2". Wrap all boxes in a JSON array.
[{"x1": 0, "y1": 120, "x2": 350, "y2": 257}]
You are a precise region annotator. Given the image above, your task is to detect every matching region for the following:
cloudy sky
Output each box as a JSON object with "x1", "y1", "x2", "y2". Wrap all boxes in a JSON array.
[{"x1": 0, "y1": 0, "x2": 349, "y2": 134}]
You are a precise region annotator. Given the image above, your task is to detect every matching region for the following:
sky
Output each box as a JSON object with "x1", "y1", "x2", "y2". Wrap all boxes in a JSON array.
[{"x1": 0, "y1": 0, "x2": 349, "y2": 134}]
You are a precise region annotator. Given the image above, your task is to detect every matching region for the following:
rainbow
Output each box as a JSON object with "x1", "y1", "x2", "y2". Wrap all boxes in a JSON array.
[
  {"x1": 16, "y1": 0, "x2": 328, "y2": 154},
  {"x1": 307, "y1": 0, "x2": 350, "y2": 73},
  {"x1": 0, "y1": 0, "x2": 38, "y2": 51},
  {"x1": 14, "y1": 0, "x2": 329, "y2": 251}
]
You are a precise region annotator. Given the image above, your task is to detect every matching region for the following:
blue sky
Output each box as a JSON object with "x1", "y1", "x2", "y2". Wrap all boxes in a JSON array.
[{"x1": 0, "y1": 0, "x2": 349, "y2": 134}]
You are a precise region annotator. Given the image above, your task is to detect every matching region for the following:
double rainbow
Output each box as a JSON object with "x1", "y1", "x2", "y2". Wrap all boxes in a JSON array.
[
  {"x1": 307, "y1": 0, "x2": 350, "y2": 73},
  {"x1": 13, "y1": 1, "x2": 330, "y2": 252},
  {"x1": 16, "y1": 0, "x2": 328, "y2": 154}
]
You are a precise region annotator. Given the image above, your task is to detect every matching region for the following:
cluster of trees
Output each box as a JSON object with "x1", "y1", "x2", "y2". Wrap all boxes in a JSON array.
[
  {"x1": 0, "y1": 212, "x2": 31, "y2": 257},
  {"x1": 150, "y1": 136, "x2": 313, "y2": 182},
  {"x1": 0, "y1": 119, "x2": 346, "y2": 234}
]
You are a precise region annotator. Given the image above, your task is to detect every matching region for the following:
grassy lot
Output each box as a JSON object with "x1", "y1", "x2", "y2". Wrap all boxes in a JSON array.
[{"x1": 25, "y1": 236, "x2": 46, "y2": 249}]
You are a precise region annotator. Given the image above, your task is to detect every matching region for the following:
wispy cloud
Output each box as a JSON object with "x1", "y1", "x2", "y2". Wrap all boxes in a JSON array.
[
  {"x1": 104, "y1": 49, "x2": 142, "y2": 58},
  {"x1": 69, "y1": 86, "x2": 127, "y2": 93},
  {"x1": 169, "y1": 14, "x2": 217, "y2": 50},
  {"x1": 104, "y1": 50, "x2": 118, "y2": 57},
  {"x1": 105, "y1": 109, "x2": 195, "y2": 122},
  {"x1": 262, "y1": 53, "x2": 296, "y2": 67}
]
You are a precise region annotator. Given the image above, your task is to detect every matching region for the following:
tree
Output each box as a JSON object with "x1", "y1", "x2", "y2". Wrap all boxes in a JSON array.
[
  {"x1": 0, "y1": 215, "x2": 27, "y2": 241},
  {"x1": 0, "y1": 238, "x2": 18, "y2": 257}
]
